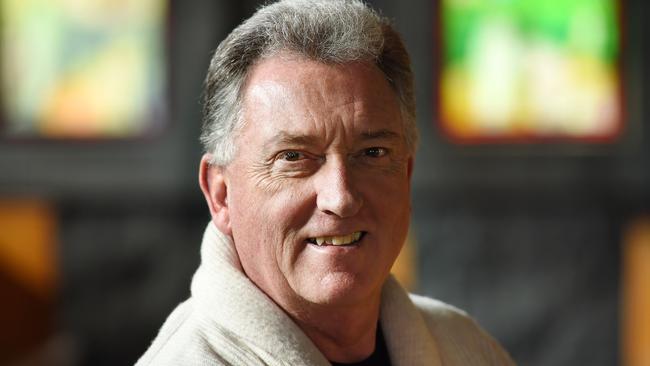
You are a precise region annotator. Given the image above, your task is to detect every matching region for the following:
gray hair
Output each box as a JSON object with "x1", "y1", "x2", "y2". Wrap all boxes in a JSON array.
[{"x1": 201, "y1": 0, "x2": 417, "y2": 165}]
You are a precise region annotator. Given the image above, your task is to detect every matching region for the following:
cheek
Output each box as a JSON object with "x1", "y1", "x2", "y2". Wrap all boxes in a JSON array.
[
  {"x1": 228, "y1": 178, "x2": 314, "y2": 256},
  {"x1": 364, "y1": 176, "x2": 411, "y2": 240},
  {"x1": 366, "y1": 173, "x2": 410, "y2": 209},
  {"x1": 228, "y1": 182, "x2": 262, "y2": 231}
]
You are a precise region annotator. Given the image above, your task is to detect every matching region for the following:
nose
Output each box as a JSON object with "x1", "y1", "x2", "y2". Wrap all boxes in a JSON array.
[{"x1": 315, "y1": 157, "x2": 363, "y2": 218}]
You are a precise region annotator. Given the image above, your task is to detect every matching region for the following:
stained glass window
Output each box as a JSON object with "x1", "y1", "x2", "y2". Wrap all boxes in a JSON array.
[
  {"x1": 439, "y1": 0, "x2": 621, "y2": 142},
  {"x1": 1, "y1": 0, "x2": 167, "y2": 138}
]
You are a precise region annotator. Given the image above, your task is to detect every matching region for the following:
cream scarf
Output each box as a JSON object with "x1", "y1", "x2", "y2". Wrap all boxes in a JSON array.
[
  {"x1": 188, "y1": 222, "x2": 441, "y2": 365},
  {"x1": 137, "y1": 223, "x2": 515, "y2": 365}
]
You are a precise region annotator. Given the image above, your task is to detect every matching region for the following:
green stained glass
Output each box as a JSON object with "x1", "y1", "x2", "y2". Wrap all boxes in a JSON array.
[{"x1": 440, "y1": 0, "x2": 622, "y2": 141}]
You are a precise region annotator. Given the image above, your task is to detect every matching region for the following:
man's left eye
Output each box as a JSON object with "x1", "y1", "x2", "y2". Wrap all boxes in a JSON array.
[
  {"x1": 279, "y1": 151, "x2": 305, "y2": 161},
  {"x1": 363, "y1": 147, "x2": 388, "y2": 158}
]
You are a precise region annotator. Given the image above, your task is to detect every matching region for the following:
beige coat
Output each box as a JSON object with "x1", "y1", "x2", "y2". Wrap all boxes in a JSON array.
[{"x1": 136, "y1": 223, "x2": 515, "y2": 366}]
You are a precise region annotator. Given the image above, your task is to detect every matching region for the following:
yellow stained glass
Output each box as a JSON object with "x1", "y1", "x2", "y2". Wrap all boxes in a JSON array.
[{"x1": 1, "y1": 0, "x2": 167, "y2": 138}]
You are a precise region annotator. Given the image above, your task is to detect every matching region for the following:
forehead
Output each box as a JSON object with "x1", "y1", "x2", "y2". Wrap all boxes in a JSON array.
[{"x1": 239, "y1": 55, "x2": 403, "y2": 139}]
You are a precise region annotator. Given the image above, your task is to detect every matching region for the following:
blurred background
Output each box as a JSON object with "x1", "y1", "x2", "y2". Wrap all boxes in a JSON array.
[{"x1": 0, "y1": 0, "x2": 647, "y2": 365}]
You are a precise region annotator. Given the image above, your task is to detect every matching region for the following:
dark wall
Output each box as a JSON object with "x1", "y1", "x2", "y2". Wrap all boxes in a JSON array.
[
  {"x1": 413, "y1": 195, "x2": 624, "y2": 365},
  {"x1": 1, "y1": 0, "x2": 646, "y2": 365}
]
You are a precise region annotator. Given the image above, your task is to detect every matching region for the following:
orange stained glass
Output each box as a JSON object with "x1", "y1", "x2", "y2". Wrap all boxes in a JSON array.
[
  {"x1": 0, "y1": 199, "x2": 57, "y2": 300},
  {"x1": 391, "y1": 229, "x2": 417, "y2": 291},
  {"x1": 622, "y1": 217, "x2": 650, "y2": 366}
]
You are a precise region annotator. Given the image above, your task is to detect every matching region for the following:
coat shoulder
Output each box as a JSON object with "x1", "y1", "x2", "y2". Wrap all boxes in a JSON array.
[
  {"x1": 409, "y1": 294, "x2": 516, "y2": 366},
  {"x1": 134, "y1": 300, "x2": 227, "y2": 366}
]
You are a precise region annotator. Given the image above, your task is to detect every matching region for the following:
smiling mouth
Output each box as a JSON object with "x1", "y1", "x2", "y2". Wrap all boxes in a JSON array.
[{"x1": 307, "y1": 231, "x2": 365, "y2": 246}]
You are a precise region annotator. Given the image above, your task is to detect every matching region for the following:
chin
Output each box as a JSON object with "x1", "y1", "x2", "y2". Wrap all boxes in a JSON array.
[{"x1": 299, "y1": 271, "x2": 385, "y2": 307}]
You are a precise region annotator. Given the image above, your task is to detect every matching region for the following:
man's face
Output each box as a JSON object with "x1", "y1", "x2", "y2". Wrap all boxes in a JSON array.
[{"x1": 220, "y1": 55, "x2": 412, "y2": 309}]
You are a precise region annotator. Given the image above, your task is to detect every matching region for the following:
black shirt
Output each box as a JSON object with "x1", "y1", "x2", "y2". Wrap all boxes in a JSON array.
[{"x1": 330, "y1": 324, "x2": 391, "y2": 366}]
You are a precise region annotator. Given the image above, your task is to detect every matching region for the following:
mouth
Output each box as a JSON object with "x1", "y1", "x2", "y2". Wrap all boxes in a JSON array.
[{"x1": 306, "y1": 231, "x2": 366, "y2": 247}]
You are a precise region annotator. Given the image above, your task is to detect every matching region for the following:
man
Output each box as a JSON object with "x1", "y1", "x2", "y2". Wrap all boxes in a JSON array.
[{"x1": 137, "y1": 0, "x2": 514, "y2": 365}]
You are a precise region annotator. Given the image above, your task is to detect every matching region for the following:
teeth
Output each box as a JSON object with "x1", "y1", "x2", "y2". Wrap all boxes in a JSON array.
[{"x1": 310, "y1": 232, "x2": 363, "y2": 246}]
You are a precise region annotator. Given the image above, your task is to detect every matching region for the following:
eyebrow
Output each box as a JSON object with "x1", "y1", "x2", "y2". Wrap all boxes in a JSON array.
[
  {"x1": 261, "y1": 131, "x2": 318, "y2": 155},
  {"x1": 274, "y1": 131, "x2": 320, "y2": 146},
  {"x1": 264, "y1": 128, "x2": 402, "y2": 152},
  {"x1": 359, "y1": 129, "x2": 402, "y2": 142}
]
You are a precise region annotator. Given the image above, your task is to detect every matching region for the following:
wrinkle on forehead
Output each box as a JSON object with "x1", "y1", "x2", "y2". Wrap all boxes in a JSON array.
[
  {"x1": 239, "y1": 55, "x2": 404, "y2": 150},
  {"x1": 243, "y1": 54, "x2": 394, "y2": 107},
  {"x1": 245, "y1": 69, "x2": 361, "y2": 115}
]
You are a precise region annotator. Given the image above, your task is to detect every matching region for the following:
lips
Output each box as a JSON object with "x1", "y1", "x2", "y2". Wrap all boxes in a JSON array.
[{"x1": 307, "y1": 231, "x2": 365, "y2": 246}]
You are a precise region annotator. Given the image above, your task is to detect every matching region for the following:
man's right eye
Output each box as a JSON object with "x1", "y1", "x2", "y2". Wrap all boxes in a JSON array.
[{"x1": 279, "y1": 151, "x2": 304, "y2": 161}]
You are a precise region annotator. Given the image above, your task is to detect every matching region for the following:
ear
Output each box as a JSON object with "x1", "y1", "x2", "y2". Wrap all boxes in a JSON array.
[
  {"x1": 407, "y1": 156, "x2": 414, "y2": 183},
  {"x1": 199, "y1": 154, "x2": 232, "y2": 236}
]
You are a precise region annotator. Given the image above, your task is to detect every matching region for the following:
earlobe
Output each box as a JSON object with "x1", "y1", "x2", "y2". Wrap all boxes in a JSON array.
[{"x1": 199, "y1": 154, "x2": 232, "y2": 236}]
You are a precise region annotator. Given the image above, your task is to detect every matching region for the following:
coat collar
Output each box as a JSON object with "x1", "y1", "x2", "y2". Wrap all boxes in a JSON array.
[{"x1": 191, "y1": 222, "x2": 441, "y2": 366}]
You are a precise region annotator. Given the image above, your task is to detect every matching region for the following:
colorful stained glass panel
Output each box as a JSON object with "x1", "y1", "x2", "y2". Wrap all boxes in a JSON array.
[
  {"x1": 440, "y1": 0, "x2": 621, "y2": 142},
  {"x1": 1, "y1": 0, "x2": 167, "y2": 138}
]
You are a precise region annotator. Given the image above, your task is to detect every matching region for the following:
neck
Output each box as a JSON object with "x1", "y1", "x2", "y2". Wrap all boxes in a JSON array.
[{"x1": 287, "y1": 296, "x2": 381, "y2": 363}]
